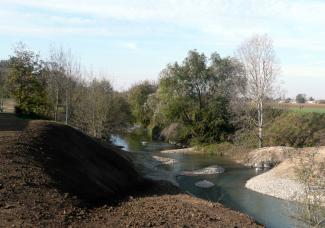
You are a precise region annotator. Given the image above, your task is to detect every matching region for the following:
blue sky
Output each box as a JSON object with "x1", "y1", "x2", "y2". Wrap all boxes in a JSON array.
[{"x1": 0, "y1": 0, "x2": 325, "y2": 98}]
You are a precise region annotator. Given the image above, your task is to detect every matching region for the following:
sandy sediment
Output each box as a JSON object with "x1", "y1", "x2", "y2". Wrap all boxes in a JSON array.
[{"x1": 245, "y1": 147, "x2": 325, "y2": 203}]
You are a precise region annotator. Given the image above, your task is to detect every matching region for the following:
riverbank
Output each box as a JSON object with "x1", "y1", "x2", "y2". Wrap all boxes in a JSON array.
[
  {"x1": 0, "y1": 114, "x2": 261, "y2": 227},
  {"x1": 245, "y1": 147, "x2": 325, "y2": 203}
]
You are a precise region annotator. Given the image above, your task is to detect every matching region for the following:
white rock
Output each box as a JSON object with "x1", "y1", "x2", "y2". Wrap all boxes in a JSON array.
[
  {"x1": 152, "y1": 156, "x2": 177, "y2": 165},
  {"x1": 195, "y1": 180, "x2": 215, "y2": 188},
  {"x1": 181, "y1": 165, "x2": 225, "y2": 176}
]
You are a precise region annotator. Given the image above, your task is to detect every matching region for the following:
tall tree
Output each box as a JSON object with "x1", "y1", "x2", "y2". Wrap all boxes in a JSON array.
[
  {"x1": 127, "y1": 81, "x2": 157, "y2": 127},
  {"x1": 0, "y1": 60, "x2": 9, "y2": 111},
  {"x1": 7, "y1": 43, "x2": 48, "y2": 116},
  {"x1": 236, "y1": 34, "x2": 279, "y2": 148},
  {"x1": 158, "y1": 50, "x2": 245, "y2": 143},
  {"x1": 296, "y1": 93, "x2": 306, "y2": 104}
]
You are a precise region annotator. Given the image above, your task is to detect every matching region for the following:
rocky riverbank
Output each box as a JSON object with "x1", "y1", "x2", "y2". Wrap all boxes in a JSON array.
[
  {"x1": 0, "y1": 114, "x2": 262, "y2": 227},
  {"x1": 245, "y1": 147, "x2": 325, "y2": 203}
]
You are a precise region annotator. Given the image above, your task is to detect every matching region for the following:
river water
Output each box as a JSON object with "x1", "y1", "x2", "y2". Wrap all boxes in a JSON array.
[{"x1": 111, "y1": 133, "x2": 303, "y2": 228}]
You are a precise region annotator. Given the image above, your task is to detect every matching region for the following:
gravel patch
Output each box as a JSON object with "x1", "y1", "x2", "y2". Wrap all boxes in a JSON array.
[{"x1": 245, "y1": 172, "x2": 304, "y2": 200}]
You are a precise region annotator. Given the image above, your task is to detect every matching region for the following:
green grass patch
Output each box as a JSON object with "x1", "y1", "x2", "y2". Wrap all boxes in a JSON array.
[
  {"x1": 195, "y1": 142, "x2": 240, "y2": 156},
  {"x1": 290, "y1": 107, "x2": 325, "y2": 113}
]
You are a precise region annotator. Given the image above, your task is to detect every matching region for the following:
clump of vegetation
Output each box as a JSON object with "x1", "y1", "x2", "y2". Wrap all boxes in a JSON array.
[
  {"x1": 194, "y1": 142, "x2": 241, "y2": 156},
  {"x1": 127, "y1": 81, "x2": 157, "y2": 127},
  {"x1": 160, "y1": 123, "x2": 191, "y2": 144},
  {"x1": 156, "y1": 50, "x2": 245, "y2": 144},
  {"x1": 265, "y1": 112, "x2": 325, "y2": 147},
  {"x1": 292, "y1": 150, "x2": 325, "y2": 227},
  {"x1": 2, "y1": 43, "x2": 132, "y2": 138},
  {"x1": 7, "y1": 43, "x2": 48, "y2": 118}
]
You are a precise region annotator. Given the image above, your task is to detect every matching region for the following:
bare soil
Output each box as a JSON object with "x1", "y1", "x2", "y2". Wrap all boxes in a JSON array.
[{"x1": 0, "y1": 113, "x2": 262, "y2": 227}]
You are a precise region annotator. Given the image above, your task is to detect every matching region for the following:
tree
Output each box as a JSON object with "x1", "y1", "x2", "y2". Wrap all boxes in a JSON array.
[
  {"x1": 296, "y1": 94, "x2": 306, "y2": 103},
  {"x1": 7, "y1": 43, "x2": 48, "y2": 116},
  {"x1": 236, "y1": 34, "x2": 279, "y2": 148},
  {"x1": 158, "y1": 50, "x2": 245, "y2": 143},
  {"x1": 0, "y1": 60, "x2": 9, "y2": 111},
  {"x1": 127, "y1": 81, "x2": 157, "y2": 126},
  {"x1": 45, "y1": 45, "x2": 81, "y2": 124}
]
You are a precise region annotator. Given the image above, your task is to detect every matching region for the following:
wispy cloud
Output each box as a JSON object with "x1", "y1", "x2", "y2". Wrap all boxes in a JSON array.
[
  {"x1": 124, "y1": 42, "x2": 138, "y2": 50},
  {"x1": 1, "y1": 0, "x2": 325, "y2": 49}
]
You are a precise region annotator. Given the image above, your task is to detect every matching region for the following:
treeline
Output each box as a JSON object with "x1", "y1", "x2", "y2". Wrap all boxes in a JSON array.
[
  {"x1": 126, "y1": 36, "x2": 325, "y2": 148},
  {"x1": 0, "y1": 43, "x2": 131, "y2": 138},
  {"x1": 127, "y1": 50, "x2": 246, "y2": 144},
  {"x1": 2, "y1": 36, "x2": 324, "y2": 147}
]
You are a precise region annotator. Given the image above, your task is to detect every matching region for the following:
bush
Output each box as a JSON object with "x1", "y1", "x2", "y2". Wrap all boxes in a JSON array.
[
  {"x1": 194, "y1": 142, "x2": 239, "y2": 156},
  {"x1": 160, "y1": 123, "x2": 191, "y2": 144},
  {"x1": 265, "y1": 112, "x2": 325, "y2": 147}
]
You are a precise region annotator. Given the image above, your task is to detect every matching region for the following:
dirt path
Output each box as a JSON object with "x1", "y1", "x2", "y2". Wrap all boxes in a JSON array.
[{"x1": 0, "y1": 114, "x2": 262, "y2": 227}]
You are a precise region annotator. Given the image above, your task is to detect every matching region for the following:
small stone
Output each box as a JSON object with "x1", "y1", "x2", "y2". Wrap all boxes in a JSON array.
[{"x1": 4, "y1": 204, "x2": 15, "y2": 209}]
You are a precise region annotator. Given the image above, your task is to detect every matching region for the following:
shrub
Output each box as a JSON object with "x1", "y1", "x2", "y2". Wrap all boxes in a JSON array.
[{"x1": 265, "y1": 112, "x2": 325, "y2": 147}]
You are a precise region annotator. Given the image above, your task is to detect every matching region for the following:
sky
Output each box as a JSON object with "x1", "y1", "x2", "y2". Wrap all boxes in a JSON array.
[{"x1": 0, "y1": 0, "x2": 324, "y2": 99}]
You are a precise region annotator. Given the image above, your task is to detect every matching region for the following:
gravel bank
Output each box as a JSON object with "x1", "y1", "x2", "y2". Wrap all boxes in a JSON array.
[{"x1": 245, "y1": 172, "x2": 304, "y2": 200}]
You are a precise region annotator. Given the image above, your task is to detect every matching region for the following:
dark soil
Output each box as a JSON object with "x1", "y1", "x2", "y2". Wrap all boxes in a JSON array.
[{"x1": 0, "y1": 114, "x2": 262, "y2": 227}]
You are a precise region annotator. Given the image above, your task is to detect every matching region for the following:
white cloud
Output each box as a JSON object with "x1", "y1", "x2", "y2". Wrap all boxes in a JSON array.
[
  {"x1": 124, "y1": 42, "x2": 138, "y2": 50},
  {"x1": 2, "y1": 0, "x2": 325, "y2": 47}
]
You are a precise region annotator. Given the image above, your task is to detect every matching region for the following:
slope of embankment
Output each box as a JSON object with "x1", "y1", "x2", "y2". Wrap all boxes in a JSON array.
[
  {"x1": 245, "y1": 146, "x2": 325, "y2": 202},
  {"x1": 0, "y1": 114, "x2": 261, "y2": 227}
]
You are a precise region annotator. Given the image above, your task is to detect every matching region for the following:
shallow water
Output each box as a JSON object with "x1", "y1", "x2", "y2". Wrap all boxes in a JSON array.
[{"x1": 111, "y1": 133, "x2": 303, "y2": 228}]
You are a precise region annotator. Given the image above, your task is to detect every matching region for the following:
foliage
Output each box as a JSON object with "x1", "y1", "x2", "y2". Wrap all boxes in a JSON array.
[
  {"x1": 296, "y1": 93, "x2": 306, "y2": 104},
  {"x1": 157, "y1": 50, "x2": 245, "y2": 143},
  {"x1": 265, "y1": 112, "x2": 325, "y2": 147},
  {"x1": 292, "y1": 150, "x2": 325, "y2": 227},
  {"x1": 7, "y1": 44, "x2": 48, "y2": 117},
  {"x1": 160, "y1": 123, "x2": 192, "y2": 144},
  {"x1": 2, "y1": 43, "x2": 133, "y2": 138},
  {"x1": 0, "y1": 60, "x2": 10, "y2": 111},
  {"x1": 194, "y1": 142, "x2": 239, "y2": 156},
  {"x1": 127, "y1": 81, "x2": 157, "y2": 127}
]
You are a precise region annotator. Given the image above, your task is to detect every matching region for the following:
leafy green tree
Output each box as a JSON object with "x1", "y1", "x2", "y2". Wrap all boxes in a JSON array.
[
  {"x1": 296, "y1": 94, "x2": 306, "y2": 103},
  {"x1": 158, "y1": 50, "x2": 245, "y2": 143},
  {"x1": 7, "y1": 43, "x2": 48, "y2": 116},
  {"x1": 0, "y1": 60, "x2": 10, "y2": 111},
  {"x1": 127, "y1": 81, "x2": 157, "y2": 126}
]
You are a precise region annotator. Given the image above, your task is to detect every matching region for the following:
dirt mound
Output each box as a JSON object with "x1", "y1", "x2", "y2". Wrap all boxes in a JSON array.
[
  {"x1": 23, "y1": 121, "x2": 142, "y2": 201},
  {"x1": 73, "y1": 194, "x2": 261, "y2": 228},
  {"x1": 244, "y1": 146, "x2": 295, "y2": 168}
]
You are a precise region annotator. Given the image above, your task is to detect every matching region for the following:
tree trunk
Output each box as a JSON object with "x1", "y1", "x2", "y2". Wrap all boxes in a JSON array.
[
  {"x1": 257, "y1": 100, "x2": 263, "y2": 148},
  {"x1": 0, "y1": 88, "x2": 3, "y2": 112},
  {"x1": 54, "y1": 87, "x2": 59, "y2": 121},
  {"x1": 65, "y1": 90, "x2": 68, "y2": 125}
]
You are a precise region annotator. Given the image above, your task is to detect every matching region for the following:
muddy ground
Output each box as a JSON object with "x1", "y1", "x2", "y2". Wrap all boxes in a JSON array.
[{"x1": 0, "y1": 113, "x2": 262, "y2": 227}]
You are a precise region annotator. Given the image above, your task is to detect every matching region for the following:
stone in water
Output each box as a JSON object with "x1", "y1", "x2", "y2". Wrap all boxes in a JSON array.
[{"x1": 195, "y1": 180, "x2": 215, "y2": 188}]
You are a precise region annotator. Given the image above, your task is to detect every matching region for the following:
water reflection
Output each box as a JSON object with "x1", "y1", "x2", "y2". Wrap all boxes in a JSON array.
[{"x1": 111, "y1": 133, "x2": 304, "y2": 228}]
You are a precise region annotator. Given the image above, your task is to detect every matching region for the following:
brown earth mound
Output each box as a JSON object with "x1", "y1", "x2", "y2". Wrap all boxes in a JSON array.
[{"x1": 0, "y1": 114, "x2": 262, "y2": 227}]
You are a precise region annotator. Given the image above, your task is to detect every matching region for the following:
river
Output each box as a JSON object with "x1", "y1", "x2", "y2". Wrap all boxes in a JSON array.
[{"x1": 111, "y1": 132, "x2": 304, "y2": 228}]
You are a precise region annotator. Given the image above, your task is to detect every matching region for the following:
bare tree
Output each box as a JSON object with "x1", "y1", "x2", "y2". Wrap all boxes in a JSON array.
[
  {"x1": 236, "y1": 34, "x2": 279, "y2": 148},
  {"x1": 46, "y1": 45, "x2": 81, "y2": 124}
]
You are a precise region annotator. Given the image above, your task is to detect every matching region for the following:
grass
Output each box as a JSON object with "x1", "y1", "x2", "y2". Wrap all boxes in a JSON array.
[
  {"x1": 290, "y1": 107, "x2": 325, "y2": 113},
  {"x1": 274, "y1": 103, "x2": 325, "y2": 113}
]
